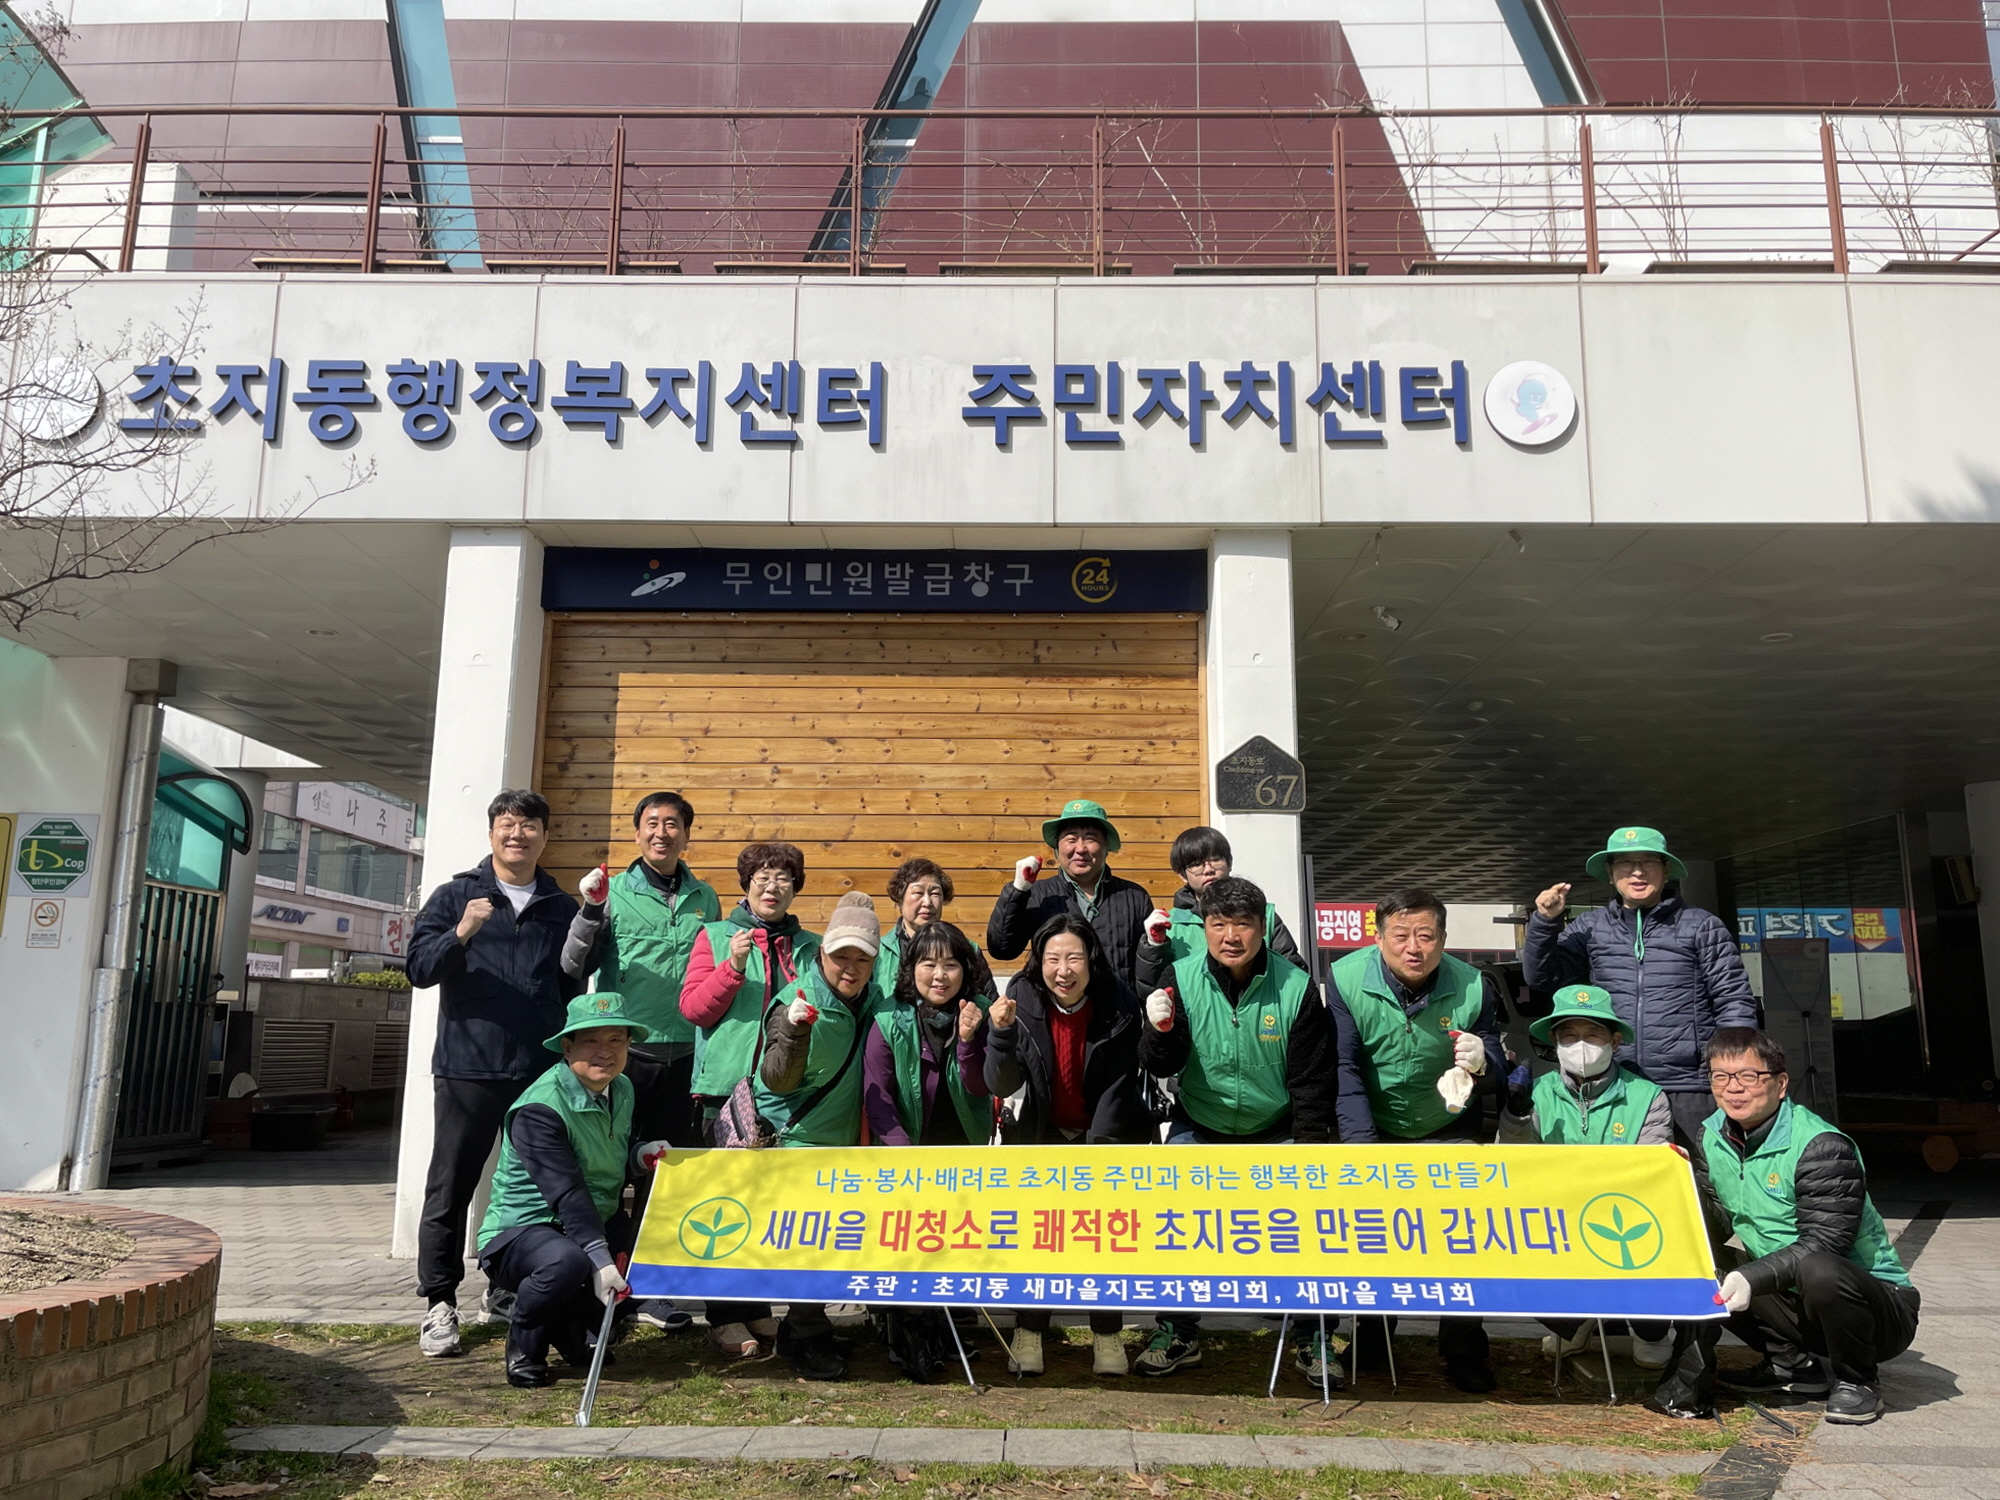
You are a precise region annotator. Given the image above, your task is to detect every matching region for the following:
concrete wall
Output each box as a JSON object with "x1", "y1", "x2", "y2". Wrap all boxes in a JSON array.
[{"x1": 0, "y1": 644, "x2": 131, "y2": 1192}]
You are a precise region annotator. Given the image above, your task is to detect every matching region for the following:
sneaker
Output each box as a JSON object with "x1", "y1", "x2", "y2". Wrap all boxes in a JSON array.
[
  {"x1": 1719, "y1": 1357, "x2": 1831, "y2": 1397},
  {"x1": 479, "y1": 1286, "x2": 516, "y2": 1326},
  {"x1": 1293, "y1": 1331, "x2": 1345, "y2": 1389},
  {"x1": 1632, "y1": 1333, "x2": 1676, "y2": 1370},
  {"x1": 419, "y1": 1302, "x2": 463, "y2": 1358},
  {"x1": 1092, "y1": 1332, "x2": 1128, "y2": 1377},
  {"x1": 632, "y1": 1299, "x2": 693, "y2": 1332},
  {"x1": 786, "y1": 1330, "x2": 848, "y2": 1382},
  {"x1": 1541, "y1": 1327, "x2": 1595, "y2": 1361},
  {"x1": 1008, "y1": 1327, "x2": 1044, "y2": 1376},
  {"x1": 1823, "y1": 1380, "x2": 1882, "y2": 1425},
  {"x1": 1134, "y1": 1327, "x2": 1202, "y2": 1377},
  {"x1": 707, "y1": 1321, "x2": 760, "y2": 1360},
  {"x1": 747, "y1": 1316, "x2": 780, "y2": 1344}
]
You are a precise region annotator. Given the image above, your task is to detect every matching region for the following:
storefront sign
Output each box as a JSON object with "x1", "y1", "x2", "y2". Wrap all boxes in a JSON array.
[
  {"x1": 543, "y1": 548, "x2": 1208, "y2": 614},
  {"x1": 629, "y1": 1143, "x2": 1720, "y2": 1320},
  {"x1": 12, "y1": 814, "x2": 96, "y2": 897},
  {"x1": 1315, "y1": 902, "x2": 1378, "y2": 949},
  {"x1": 298, "y1": 782, "x2": 418, "y2": 850},
  {"x1": 254, "y1": 902, "x2": 352, "y2": 938},
  {"x1": 1214, "y1": 736, "x2": 1306, "y2": 813}
]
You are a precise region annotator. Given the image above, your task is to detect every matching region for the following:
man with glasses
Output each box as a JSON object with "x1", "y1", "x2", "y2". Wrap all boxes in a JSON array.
[
  {"x1": 1646, "y1": 1028, "x2": 1918, "y2": 1426},
  {"x1": 407, "y1": 789, "x2": 582, "y2": 1357},
  {"x1": 1523, "y1": 827, "x2": 1756, "y2": 1150}
]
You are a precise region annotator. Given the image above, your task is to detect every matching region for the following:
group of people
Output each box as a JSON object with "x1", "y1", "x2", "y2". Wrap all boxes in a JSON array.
[{"x1": 405, "y1": 794, "x2": 1919, "y2": 1427}]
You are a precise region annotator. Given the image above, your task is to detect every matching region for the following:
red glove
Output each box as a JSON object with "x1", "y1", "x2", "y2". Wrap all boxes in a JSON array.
[
  {"x1": 786, "y1": 998, "x2": 819, "y2": 1027},
  {"x1": 1144, "y1": 908, "x2": 1172, "y2": 945}
]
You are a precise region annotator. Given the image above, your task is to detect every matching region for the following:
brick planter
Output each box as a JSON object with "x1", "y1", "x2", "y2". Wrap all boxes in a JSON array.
[{"x1": 0, "y1": 1197, "x2": 222, "y2": 1500}]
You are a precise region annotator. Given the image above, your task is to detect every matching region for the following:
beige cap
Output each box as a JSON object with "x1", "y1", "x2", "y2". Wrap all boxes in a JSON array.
[{"x1": 821, "y1": 891, "x2": 881, "y2": 957}]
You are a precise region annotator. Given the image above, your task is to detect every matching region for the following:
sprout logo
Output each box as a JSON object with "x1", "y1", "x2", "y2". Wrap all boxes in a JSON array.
[
  {"x1": 678, "y1": 1197, "x2": 753, "y2": 1262},
  {"x1": 1580, "y1": 1192, "x2": 1662, "y2": 1271}
]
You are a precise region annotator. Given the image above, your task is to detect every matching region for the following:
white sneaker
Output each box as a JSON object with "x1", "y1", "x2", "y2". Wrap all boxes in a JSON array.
[
  {"x1": 1008, "y1": 1327, "x2": 1044, "y2": 1375},
  {"x1": 479, "y1": 1286, "x2": 516, "y2": 1325},
  {"x1": 419, "y1": 1302, "x2": 463, "y2": 1357},
  {"x1": 1632, "y1": 1333, "x2": 1676, "y2": 1370},
  {"x1": 1540, "y1": 1326, "x2": 1593, "y2": 1361},
  {"x1": 1093, "y1": 1332, "x2": 1128, "y2": 1376}
]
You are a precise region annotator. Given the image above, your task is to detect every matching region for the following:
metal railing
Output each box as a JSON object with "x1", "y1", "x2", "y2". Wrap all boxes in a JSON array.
[{"x1": 12, "y1": 104, "x2": 2000, "y2": 277}]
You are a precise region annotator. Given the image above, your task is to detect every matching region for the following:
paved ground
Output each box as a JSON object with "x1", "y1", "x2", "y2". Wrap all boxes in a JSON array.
[{"x1": 45, "y1": 1126, "x2": 2000, "y2": 1494}]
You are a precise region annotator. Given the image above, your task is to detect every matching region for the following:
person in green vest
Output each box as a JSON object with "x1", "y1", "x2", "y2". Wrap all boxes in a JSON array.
[
  {"x1": 475, "y1": 991, "x2": 647, "y2": 1390},
  {"x1": 1133, "y1": 826, "x2": 1307, "y2": 992},
  {"x1": 875, "y1": 858, "x2": 998, "y2": 1001},
  {"x1": 1647, "y1": 1027, "x2": 1918, "y2": 1427},
  {"x1": 755, "y1": 891, "x2": 888, "y2": 1380},
  {"x1": 863, "y1": 919, "x2": 992, "y2": 1147},
  {"x1": 677, "y1": 839, "x2": 819, "y2": 1360},
  {"x1": 562, "y1": 790, "x2": 722, "y2": 1334},
  {"x1": 1326, "y1": 889, "x2": 1508, "y2": 1393},
  {"x1": 1135, "y1": 876, "x2": 1335, "y2": 1383},
  {"x1": 1498, "y1": 984, "x2": 1677, "y2": 1371}
]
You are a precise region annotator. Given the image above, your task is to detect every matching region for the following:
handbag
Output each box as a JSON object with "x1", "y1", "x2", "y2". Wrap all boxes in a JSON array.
[{"x1": 710, "y1": 985, "x2": 867, "y2": 1150}]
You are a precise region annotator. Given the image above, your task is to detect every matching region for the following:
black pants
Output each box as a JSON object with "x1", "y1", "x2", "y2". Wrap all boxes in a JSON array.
[
  {"x1": 1663, "y1": 1091, "x2": 1715, "y2": 1162},
  {"x1": 1350, "y1": 1314, "x2": 1489, "y2": 1366},
  {"x1": 1733, "y1": 1251, "x2": 1920, "y2": 1384},
  {"x1": 419, "y1": 1075, "x2": 530, "y2": 1304},
  {"x1": 481, "y1": 1225, "x2": 597, "y2": 1362},
  {"x1": 1017, "y1": 1309, "x2": 1123, "y2": 1335}
]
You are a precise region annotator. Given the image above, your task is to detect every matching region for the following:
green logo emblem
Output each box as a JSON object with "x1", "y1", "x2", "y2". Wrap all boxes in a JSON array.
[
  {"x1": 1580, "y1": 1192, "x2": 1662, "y2": 1271},
  {"x1": 678, "y1": 1196, "x2": 752, "y2": 1262},
  {"x1": 13, "y1": 818, "x2": 92, "y2": 894}
]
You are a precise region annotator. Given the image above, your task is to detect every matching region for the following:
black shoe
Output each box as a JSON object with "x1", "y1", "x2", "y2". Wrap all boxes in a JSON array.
[
  {"x1": 505, "y1": 1325, "x2": 556, "y2": 1388},
  {"x1": 1719, "y1": 1358, "x2": 1830, "y2": 1397},
  {"x1": 1644, "y1": 1393, "x2": 1717, "y2": 1421},
  {"x1": 1444, "y1": 1353, "x2": 1497, "y2": 1394},
  {"x1": 1824, "y1": 1381, "x2": 1882, "y2": 1425},
  {"x1": 777, "y1": 1325, "x2": 853, "y2": 1359},
  {"x1": 786, "y1": 1331, "x2": 848, "y2": 1381}
]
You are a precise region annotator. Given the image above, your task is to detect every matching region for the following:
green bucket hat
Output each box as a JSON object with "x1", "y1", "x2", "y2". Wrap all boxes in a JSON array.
[
  {"x1": 1529, "y1": 984, "x2": 1633, "y2": 1045},
  {"x1": 1041, "y1": 798, "x2": 1121, "y2": 854},
  {"x1": 1584, "y1": 825, "x2": 1688, "y2": 883},
  {"x1": 544, "y1": 991, "x2": 652, "y2": 1052}
]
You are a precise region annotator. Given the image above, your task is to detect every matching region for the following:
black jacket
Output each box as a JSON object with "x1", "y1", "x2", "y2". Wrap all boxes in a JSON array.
[
  {"x1": 985, "y1": 974, "x2": 1152, "y2": 1145},
  {"x1": 1133, "y1": 883, "x2": 1307, "y2": 991},
  {"x1": 1695, "y1": 1115, "x2": 1875, "y2": 1297},
  {"x1": 408, "y1": 857, "x2": 582, "y2": 1081},
  {"x1": 986, "y1": 867, "x2": 1154, "y2": 993}
]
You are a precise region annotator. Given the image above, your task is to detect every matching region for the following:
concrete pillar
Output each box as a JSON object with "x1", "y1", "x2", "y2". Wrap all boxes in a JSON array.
[
  {"x1": 1205, "y1": 530, "x2": 1305, "y2": 937},
  {"x1": 1965, "y1": 782, "x2": 2000, "y2": 1078},
  {"x1": 391, "y1": 528, "x2": 546, "y2": 1260}
]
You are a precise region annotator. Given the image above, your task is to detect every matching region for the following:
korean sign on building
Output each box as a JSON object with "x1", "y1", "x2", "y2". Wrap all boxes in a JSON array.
[
  {"x1": 630, "y1": 1143, "x2": 1720, "y2": 1320},
  {"x1": 297, "y1": 782, "x2": 417, "y2": 851}
]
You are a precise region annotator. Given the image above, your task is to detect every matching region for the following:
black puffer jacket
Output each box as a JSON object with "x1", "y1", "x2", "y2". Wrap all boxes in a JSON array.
[
  {"x1": 985, "y1": 975, "x2": 1151, "y2": 1144},
  {"x1": 1132, "y1": 883, "x2": 1307, "y2": 991},
  {"x1": 1521, "y1": 895, "x2": 1756, "y2": 1092},
  {"x1": 986, "y1": 868, "x2": 1154, "y2": 993},
  {"x1": 1696, "y1": 1122, "x2": 1869, "y2": 1296}
]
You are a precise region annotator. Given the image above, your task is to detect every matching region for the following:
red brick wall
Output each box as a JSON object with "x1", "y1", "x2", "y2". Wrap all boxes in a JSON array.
[{"x1": 0, "y1": 1200, "x2": 223, "y2": 1500}]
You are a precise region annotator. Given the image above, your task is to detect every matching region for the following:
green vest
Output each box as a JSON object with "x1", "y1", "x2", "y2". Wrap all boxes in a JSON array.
[
  {"x1": 478, "y1": 1061, "x2": 633, "y2": 1249},
  {"x1": 1703, "y1": 1098, "x2": 1911, "y2": 1288},
  {"x1": 1171, "y1": 950, "x2": 1313, "y2": 1137},
  {"x1": 1331, "y1": 947, "x2": 1486, "y2": 1141},
  {"x1": 1165, "y1": 901, "x2": 1285, "y2": 966},
  {"x1": 872, "y1": 924, "x2": 991, "y2": 999},
  {"x1": 596, "y1": 863, "x2": 721, "y2": 1045},
  {"x1": 689, "y1": 914, "x2": 820, "y2": 1097},
  {"x1": 876, "y1": 1001, "x2": 991, "y2": 1144},
  {"x1": 1530, "y1": 1065, "x2": 1661, "y2": 1145},
  {"x1": 752, "y1": 965, "x2": 882, "y2": 1148}
]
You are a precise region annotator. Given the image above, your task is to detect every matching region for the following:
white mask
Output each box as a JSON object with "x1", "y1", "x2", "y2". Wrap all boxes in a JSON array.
[{"x1": 1557, "y1": 1038, "x2": 1614, "y2": 1077}]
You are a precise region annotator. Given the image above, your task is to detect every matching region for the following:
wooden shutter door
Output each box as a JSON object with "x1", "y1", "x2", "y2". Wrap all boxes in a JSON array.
[{"x1": 538, "y1": 612, "x2": 1204, "y2": 936}]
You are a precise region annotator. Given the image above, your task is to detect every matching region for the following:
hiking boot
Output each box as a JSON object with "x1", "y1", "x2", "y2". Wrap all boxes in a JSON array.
[
  {"x1": 631, "y1": 1299, "x2": 692, "y2": 1332},
  {"x1": 1632, "y1": 1332, "x2": 1676, "y2": 1370},
  {"x1": 419, "y1": 1301, "x2": 463, "y2": 1358},
  {"x1": 1720, "y1": 1357, "x2": 1830, "y2": 1397},
  {"x1": 1823, "y1": 1381, "x2": 1882, "y2": 1425},
  {"x1": 1093, "y1": 1332, "x2": 1129, "y2": 1377},
  {"x1": 1008, "y1": 1327, "x2": 1044, "y2": 1375},
  {"x1": 1293, "y1": 1330, "x2": 1345, "y2": 1389},
  {"x1": 1134, "y1": 1327, "x2": 1202, "y2": 1377},
  {"x1": 786, "y1": 1331, "x2": 848, "y2": 1382}
]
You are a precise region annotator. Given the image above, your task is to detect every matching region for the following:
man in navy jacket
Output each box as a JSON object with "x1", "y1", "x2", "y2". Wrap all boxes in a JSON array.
[
  {"x1": 1522, "y1": 826, "x2": 1756, "y2": 1150},
  {"x1": 406, "y1": 789, "x2": 580, "y2": 1357}
]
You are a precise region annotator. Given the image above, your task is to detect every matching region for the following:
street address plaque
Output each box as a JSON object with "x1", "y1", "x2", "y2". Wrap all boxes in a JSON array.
[{"x1": 1214, "y1": 736, "x2": 1306, "y2": 814}]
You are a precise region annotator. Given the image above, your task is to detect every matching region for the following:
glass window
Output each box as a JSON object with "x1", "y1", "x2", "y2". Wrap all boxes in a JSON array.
[
  {"x1": 145, "y1": 802, "x2": 226, "y2": 890},
  {"x1": 259, "y1": 813, "x2": 303, "y2": 884},
  {"x1": 306, "y1": 828, "x2": 409, "y2": 906},
  {"x1": 292, "y1": 944, "x2": 334, "y2": 976}
]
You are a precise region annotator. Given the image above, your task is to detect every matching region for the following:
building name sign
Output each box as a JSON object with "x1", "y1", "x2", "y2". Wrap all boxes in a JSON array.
[
  {"x1": 544, "y1": 547, "x2": 1207, "y2": 614},
  {"x1": 111, "y1": 356, "x2": 1577, "y2": 452},
  {"x1": 298, "y1": 781, "x2": 417, "y2": 851}
]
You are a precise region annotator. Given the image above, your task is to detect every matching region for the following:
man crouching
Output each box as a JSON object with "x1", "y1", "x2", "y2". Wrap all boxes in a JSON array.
[{"x1": 477, "y1": 992, "x2": 648, "y2": 1387}]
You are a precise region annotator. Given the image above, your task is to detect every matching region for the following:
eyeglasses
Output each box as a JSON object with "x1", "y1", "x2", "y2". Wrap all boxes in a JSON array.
[
  {"x1": 748, "y1": 870, "x2": 796, "y2": 889},
  {"x1": 1708, "y1": 1069, "x2": 1777, "y2": 1088}
]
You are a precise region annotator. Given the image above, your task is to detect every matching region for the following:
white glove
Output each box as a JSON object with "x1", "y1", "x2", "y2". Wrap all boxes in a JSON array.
[
  {"x1": 635, "y1": 1138, "x2": 672, "y2": 1172},
  {"x1": 592, "y1": 1263, "x2": 629, "y2": 1305},
  {"x1": 1716, "y1": 1270, "x2": 1752, "y2": 1313},
  {"x1": 1144, "y1": 908, "x2": 1172, "y2": 945},
  {"x1": 1437, "y1": 1066, "x2": 1474, "y2": 1115},
  {"x1": 1013, "y1": 855, "x2": 1043, "y2": 891},
  {"x1": 786, "y1": 997, "x2": 820, "y2": 1027},
  {"x1": 578, "y1": 864, "x2": 609, "y2": 904},
  {"x1": 1144, "y1": 990, "x2": 1175, "y2": 1031},
  {"x1": 1452, "y1": 1030, "x2": 1486, "y2": 1074}
]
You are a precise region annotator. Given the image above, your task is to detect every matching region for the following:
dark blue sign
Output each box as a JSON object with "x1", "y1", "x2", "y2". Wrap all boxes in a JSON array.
[{"x1": 542, "y1": 548, "x2": 1208, "y2": 614}]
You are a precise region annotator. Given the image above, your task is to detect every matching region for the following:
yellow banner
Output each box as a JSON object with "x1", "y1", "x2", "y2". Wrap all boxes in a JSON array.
[{"x1": 631, "y1": 1143, "x2": 1722, "y2": 1321}]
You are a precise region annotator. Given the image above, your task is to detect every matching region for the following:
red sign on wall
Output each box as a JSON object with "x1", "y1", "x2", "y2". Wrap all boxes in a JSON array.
[{"x1": 1315, "y1": 903, "x2": 1377, "y2": 949}]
